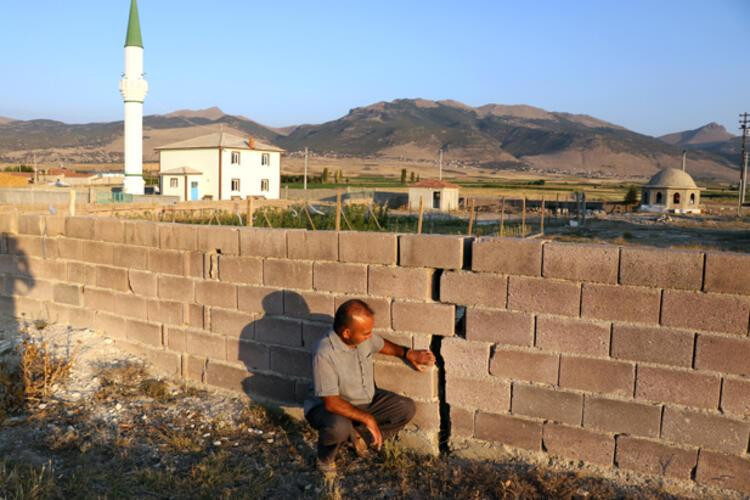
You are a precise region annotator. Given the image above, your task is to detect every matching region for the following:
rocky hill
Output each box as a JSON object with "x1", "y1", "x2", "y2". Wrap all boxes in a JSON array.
[{"x1": 0, "y1": 101, "x2": 739, "y2": 182}]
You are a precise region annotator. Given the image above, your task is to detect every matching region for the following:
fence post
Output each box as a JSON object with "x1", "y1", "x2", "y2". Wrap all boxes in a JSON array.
[
  {"x1": 246, "y1": 197, "x2": 254, "y2": 227},
  {"x1": 417, "y1": 197, "x2": 424, "y2": 234},
  {"x1": 540, "y1": 198, "x2": 545, "y2": 235},
  {"x1": 522, "y1": 197, "x2": 527, "y2": 235},
  {"x1": 499, "y1": 197, "x2": 505, "y2": 237},
  {"x1": 68, "y1": 189, "x2": 76, "y2": 216},
  {"x1": 336, "y1": 191, "x2": 342, "y2": 231},
  {"x1": 467, "y1": 198, "x2": 475, "y2": 236}
]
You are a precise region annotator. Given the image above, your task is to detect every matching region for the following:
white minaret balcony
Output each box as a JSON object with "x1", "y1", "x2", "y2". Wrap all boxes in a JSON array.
[{"x1": 119, "y1": 78, "x2": 149, "y2": 102}]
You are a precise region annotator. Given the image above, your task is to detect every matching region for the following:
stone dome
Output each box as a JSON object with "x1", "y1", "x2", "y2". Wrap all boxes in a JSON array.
[{"x1": 645, "y1": 168, "x2": 698, "y2": 189}]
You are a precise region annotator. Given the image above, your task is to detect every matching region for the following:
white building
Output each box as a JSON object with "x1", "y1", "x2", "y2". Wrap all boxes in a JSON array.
[
  {"x1": 408, "y1": 179, "x2": 460, "y2": 211},
  {"x1": 640, "y1": 168, "x2": 703, "y2": 215},
  {"x1": 156, "y1": 132, "x2": 284, "y2": 201}
]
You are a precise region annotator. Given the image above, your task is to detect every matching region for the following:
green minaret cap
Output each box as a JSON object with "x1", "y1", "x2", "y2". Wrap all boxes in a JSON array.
[{"x1": 125, "y1": 0, "x2": 143, "y2": 48}]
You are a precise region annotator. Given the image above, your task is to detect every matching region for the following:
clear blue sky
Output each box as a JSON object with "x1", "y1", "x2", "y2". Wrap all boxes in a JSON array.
[{"x1": 0, "y1": 0, "x2": 747, "y2": 136}]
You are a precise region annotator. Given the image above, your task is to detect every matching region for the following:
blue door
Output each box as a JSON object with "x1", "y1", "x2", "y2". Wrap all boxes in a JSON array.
[{"x1": 190, "y1": 181, "x2": 199, "y2": 200}]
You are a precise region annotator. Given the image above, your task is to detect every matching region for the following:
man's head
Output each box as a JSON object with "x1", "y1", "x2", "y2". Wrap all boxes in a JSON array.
[{"x1": 333, "y1": 299, "x2": 375, "y2": 347}]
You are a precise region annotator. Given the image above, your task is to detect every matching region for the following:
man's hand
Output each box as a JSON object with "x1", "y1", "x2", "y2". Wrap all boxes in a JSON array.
[
  {"x1": 364, "y1": 415, "x2": 383, "y2": 450},
  {"x1": 406, "y1": 349, "x2": 436, "y2": 372}
]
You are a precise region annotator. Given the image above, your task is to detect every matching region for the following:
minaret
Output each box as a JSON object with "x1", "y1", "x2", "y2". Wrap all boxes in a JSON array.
[{"x1": 119, "y1": 0, "x2": 148, "y2": 195}]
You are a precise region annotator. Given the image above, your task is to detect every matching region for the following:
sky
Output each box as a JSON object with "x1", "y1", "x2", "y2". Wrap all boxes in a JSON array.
[{"x1": 0, "y1": 0, "x2": 747, "y2": 137}]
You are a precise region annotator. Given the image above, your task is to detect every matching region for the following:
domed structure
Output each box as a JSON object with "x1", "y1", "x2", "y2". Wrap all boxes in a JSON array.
[{"x1": 641, "y1": 168, "x2": 702, "y2": 214}]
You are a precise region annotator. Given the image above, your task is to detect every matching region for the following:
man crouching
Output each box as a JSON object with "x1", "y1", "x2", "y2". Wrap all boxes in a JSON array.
[{"x1": 304, "y1": 299, "x2": 436, "y2": 477}]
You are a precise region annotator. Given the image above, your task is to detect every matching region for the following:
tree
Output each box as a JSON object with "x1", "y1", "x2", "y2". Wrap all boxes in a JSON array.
[
  {"x1": 624, "y1": 186, "x2": 639, "y2": 205},
  {"x1": 409, "y1": 171, "x2": 416, "y2": 183},
  {"x1": 400, "y1": 169, "x2": 407, "y2": 185},
  {"x1": 416, "y1": 174, "x2": 421, "y2": 182},
  {"x1": 322, "y1": 167, "x2": 329, "y2": 183}
]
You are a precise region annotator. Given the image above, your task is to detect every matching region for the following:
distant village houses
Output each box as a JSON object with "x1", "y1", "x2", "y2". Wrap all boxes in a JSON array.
[{"x1": 156, "y1": 132, "x2": 283, "y2": 201}]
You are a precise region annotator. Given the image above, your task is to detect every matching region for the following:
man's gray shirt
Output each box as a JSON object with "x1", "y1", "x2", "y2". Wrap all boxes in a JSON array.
[{"x1": 304, "y1": 329, "x2": 385, "y2": 415}]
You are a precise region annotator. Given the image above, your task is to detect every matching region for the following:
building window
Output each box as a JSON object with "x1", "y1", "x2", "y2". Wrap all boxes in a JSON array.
[
  {"x1": 656, "y1": 192, "x2": 663, "y2": 204},
  {"x1": 261, "y1": 179, "x2": 269, "y2": 192},
  {"x1": 231, "y1": 151, "x2": 240, "y2": 165},
  {"x1": 643, "y1": 191, "x2": 649, "y2": 204},
  {"x1": 169, "y1": 177, "x2": 178, "y2": 188},
  {"x1": 689, "y1": 193, "x2": 695, "y2": 205},
  {"x1": 261, "y1": 153, "x2": 270, "y2": 166},
  {"x1": 673, "y1": 192, "x2": 681, "y2": 204},
  {"x1": 231, "y1": 178, "x2": 240, "y2": 191}
]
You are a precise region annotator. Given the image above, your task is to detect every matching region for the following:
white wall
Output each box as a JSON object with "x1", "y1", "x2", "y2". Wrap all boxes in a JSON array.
[
  {"x1": 159, "y1": 149, "x2": 219, "y2": 199},
  {"x1": 221, "y1": 149, "x2": 280, "y2": 200}
]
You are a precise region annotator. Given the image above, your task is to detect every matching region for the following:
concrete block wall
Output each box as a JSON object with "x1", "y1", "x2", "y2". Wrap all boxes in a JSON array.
[{"x1": 1, "y1": 214, "x2": 749, "y2": 493}]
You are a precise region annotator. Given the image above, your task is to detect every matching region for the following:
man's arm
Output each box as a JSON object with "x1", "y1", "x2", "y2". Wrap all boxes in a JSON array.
[
  {"x1": 322, "y1": 395, "x2": 383, "y2": 449},
  {"x1": 379, "y1": 338, "x2": 436, "y2": 372}
]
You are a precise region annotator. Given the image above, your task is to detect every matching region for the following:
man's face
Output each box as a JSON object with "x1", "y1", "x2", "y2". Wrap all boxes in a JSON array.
[{"x1": 341, "y1": 313, "x2": 374, "y2": 347}]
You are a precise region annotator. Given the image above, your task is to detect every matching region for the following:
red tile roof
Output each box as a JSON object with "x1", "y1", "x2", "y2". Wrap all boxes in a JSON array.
[{"x1": 409, "y1": 179, "x2": 459, "y2": 189}]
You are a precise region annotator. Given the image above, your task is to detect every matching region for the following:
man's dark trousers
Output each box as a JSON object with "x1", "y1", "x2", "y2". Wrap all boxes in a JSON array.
[{"x1": 305, "y1": 389, "x2": 416, "y2": 463}]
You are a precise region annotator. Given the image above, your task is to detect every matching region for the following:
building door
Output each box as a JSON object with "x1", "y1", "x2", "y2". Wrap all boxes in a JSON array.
[
  {"x1": 190, "y1": 181, "x2": 199, "y2": 201},
  {"x1": 433, "y1": 191, "x2": 441, "y2": 209}
]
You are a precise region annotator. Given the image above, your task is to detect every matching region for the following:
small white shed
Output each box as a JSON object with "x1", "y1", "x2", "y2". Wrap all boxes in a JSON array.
[{"x1": 408, "y1": 179, "x2": 459, "y2": 211}]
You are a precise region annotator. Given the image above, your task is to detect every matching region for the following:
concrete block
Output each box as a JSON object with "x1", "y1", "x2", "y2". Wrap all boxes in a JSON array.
[
  {"x1": 465, "y1": 308, "x2": 533, "y2": 346},
  {"x1": 411, "y1": 401, "x2": 441, "y2": 431},
  {"x1": 165, "y1": 326, "x2": 187, "y2": 352},
  {"x1": 184, "y1": 354, "x2": 206, "y2": 383},
  {"x1": 239, "y1": 227, "x2": 287, "y2": 258},
  {"x1": 45, "y1": 303, "x2": 94, "y2": 329},
  {"x1": 302, "y1": 321, "x2": 330, "y2": 351},
  {"x1": 158, "y1": 223, "x2": 198, "y2": 251},
  {"x1": 157, "y1": 275, "x2": 194, "y2": 303},
  {"x1": 65, "y1": 217, "x2": 95, "y2": 240},
  {"x1": 254, "y1": 316, "x2": 303, "y2": 347},
  {"x1": 535, "y1": 315, "x2": 609, "y2": 356},
  {"x1": 440, "y1": 271, "x2": 507, "y2": 308},
  {"x1": 197, "y1": 226, "x2": 239, "y2": 255},
  {"x1": 264, "y1": 259, "x2": 313, "y2": 290},
  {"x1": 450, "y1": 407, "x2": 475, "y2": 438},
  {"x1": 244, "y1": 372, "x2": 297, "y2": 403},
  {"x1": 662, "y1": 407, "x2": 750, "y2": 454},
  {"x1": 704, "y1": 251, "x2": 750, "y2": 296},
  {"x1": 116, "y1": 339, "x2": 181, "y2": 377},
  {"x1": 8, "y1": 235, "x2": 44, "y2": 257},
  {"x1": 615, "y1": 436, "x2": 697, "y2": 480},
  {"x1": 313, "y1": 261, "x2": 367, "y2": 294},
  {"x1": 287, "y1": 230, "x2": 338, "y2": 261},
  {"x1": 186, "y1": 329, "x2": 226, "y2": 361},
  {"x1": 442, "y1": 337, "x2": 491, "y2": 377},
  {"x1": 611, "y1": 324, "x2": 694, "y2": 367},
  {"x1": 662, "y1": 289, "x2": 750, "y2": 335},
  {"x1": 114, "y1": 245, "x2": 148, "y2": 270},
  {"x1": 559, "y1": 356, "x2": 634, "y2": 397},
  {"x1": 95, "y1": 265, "x2": 130, "y2": 292},
  {"x1": 186, "y1": 303, "x2": 205, "y2": 329},
  {"x1": 399, "y1": 234, "x2": 464, "y2": 270},
  {"x1": 620, "y1": 247, "x2": 703, "y2": 290},
  {"x1": 374, "y1": 360, "x2": 438, "y2": 401},
  {"x1": 123, "y1": 220, "x2": 159, "y2": 247},
  {"x1": 94, "y1": 218, "x2": 125, "y2": 243},
  {"x1": 584, "y1": 396, "x2": 661, "y2": 437},
  {"x1": 126, "y1": 319, "x2": 162, "y2": 347},
  {"x1": 147, "y1": 300, "x2": 183, "y2": 326},
  {"x1": 17, "y1": 214, "x2": 45, "y2": 236},
  {"x1": 128, "y1": 269, "x2": 157, "y2": 298},
  {"x1": 472, "y1": 237, "x2": 542, "y2": 276},
  {"x1": 93, "y1": 311, "x2": 128, "y2": 339},
  {"x1": 489, "y1": 348, "x2": 558, "y2": 384},
  {"x1": 339, "y1": 231, "x2": 397, "y2": 265},
  {"x1": 581, "y1": 283, "x2": 660, "y2": 324},
  {"x1": 53, "y1": 283, "x2": 82, "y2": 306},
  {"x1": 512, "y1": 383, "x2": 582, "y2": 426},
  {"x1": 636, "y1": 365, "x2": 720, "y2": 410},
  {"x1": 392, "y1": 301, "x2": 454, "y2": 336},
  {"x1": 474, "y1": 412, "x2": 542, "y2": 451},
  {"x1": 195, "y1": 281, "x2": 237, "y2": 309},
  {"x1": 226, "y1": 338, "x2": 269, "y2": 370},
  {"x1": 269, "y1": 346, "x2": 312, "y2": 379},
  {"x1": 205, "y1": 360, "x2": 248, "y2": 394},
  {"x1": 508, "y1": 276, "x2": 580, "y2": 317},
  {"x1": 695, "y1": 334, "x2": 750, "y2": 377},
  {"x1": 446, "y1": 375, "x2": 510, "y2": 413},
  {"x1": 368, "y1": 266, "x2": 434, "y2": 300},
  {"x1": 543, "y1": 423, "x2": 614, "y2": 466},
  {"x1": 83, "y1": 287, "x2": 115, "y2": 313},
  {"x1": 114, "y1": 293, "x2": 148, "y2": 320},
  {"x1": 218, "y1": 256, "x2": 262, "y2": 284},
  {"x1": 696, "y1": 450, "x2": 750, "y2": 494},
  {"x1": 148, "y1": 248, "x2": 185, "y2": 276},
  {"x1": 185, "y1": 251, "x2": 204, "y2": 279},
  {"x1": 43, "y1": 216, "x2": 66, "y2": 237},
  {"x1": 543, "y1": 242, "x2": 618, "y2": 284},
  {"x1": 56, "y1": 238, "x2": 83, "y2": 261},
  {"x1": 82, "y1": 241, "x2": 115, "y2": 266},
  {"x1": 286, "y1": 291, "x2": 334, "y2": 321},
  {"x1": 210, "y1": 308, "x2": 253, "y2": 338},
  {"x1": 721, "y1": 378, "x2": 750, "y2": 418},
  {"x1": 238, "y1": 286, "x2": 283, "y2": 315}
]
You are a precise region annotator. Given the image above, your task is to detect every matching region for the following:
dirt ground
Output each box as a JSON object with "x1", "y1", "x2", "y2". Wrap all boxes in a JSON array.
[{"x1": 1, "y1": 321, "x2": 743, "y2": 499}]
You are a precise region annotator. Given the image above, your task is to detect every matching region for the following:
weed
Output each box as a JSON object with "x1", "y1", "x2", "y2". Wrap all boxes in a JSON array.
[
  {"x1": 139, "y1": 378, "x2": 170, "y2": 401},
  {"x1": 0, "y1": 460, "x2": 57, "y2": 500}
]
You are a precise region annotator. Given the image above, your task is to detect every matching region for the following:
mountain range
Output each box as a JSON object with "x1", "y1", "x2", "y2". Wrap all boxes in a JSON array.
[{"x1": 0, "y1": 100, "x2": 740, "y2": 182}]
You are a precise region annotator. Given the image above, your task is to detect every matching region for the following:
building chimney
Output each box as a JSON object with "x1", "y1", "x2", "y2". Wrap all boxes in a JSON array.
[{"x1": 247, "y1": 136, "x2": 255, "y2": 149}]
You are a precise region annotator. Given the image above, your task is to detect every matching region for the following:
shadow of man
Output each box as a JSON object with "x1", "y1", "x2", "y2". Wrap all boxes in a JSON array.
[{"x1": 238, "y1": 289, "x2": 333, "y2": 408}]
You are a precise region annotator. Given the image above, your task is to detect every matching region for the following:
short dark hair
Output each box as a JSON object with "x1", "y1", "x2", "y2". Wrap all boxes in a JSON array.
[{"x1": 333, "y1": 299, "x2": 374, "y2": 334}]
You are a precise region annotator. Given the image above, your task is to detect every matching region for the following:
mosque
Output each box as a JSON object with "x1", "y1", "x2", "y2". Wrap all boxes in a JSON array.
[{"x1": 640, "y1": 167, "x2": 703, "y2": 215}]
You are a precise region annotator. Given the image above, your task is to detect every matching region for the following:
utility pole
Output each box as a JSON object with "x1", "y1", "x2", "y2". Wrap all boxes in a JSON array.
[
  {"x1": 438, "y1": 149, "x2": 443, "y2": 180},
  {"x1": 304, "y1": 147, "x2": 308, "y2": 191},
  {"x1": 740, "y1": 113, "x2": 750, "y2": 206}
]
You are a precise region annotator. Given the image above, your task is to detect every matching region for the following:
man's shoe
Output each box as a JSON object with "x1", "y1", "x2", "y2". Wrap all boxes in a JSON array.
[
  {"x1": 349, "y1": 429, "x2": 369, "y2": 458},
  {"x1": 316, "y1": 459, "x2": 340, "y2": 499}
]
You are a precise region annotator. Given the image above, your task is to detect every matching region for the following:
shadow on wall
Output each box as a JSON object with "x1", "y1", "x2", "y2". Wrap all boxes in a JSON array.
[
  {"x1": 239, "y1": 290, "x2": 332, "y2": 408},
  {"x1": 0, "y1": 235, "x2": 35, "y2": 338}
]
